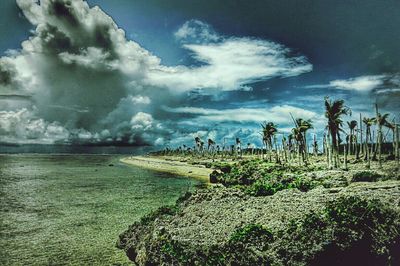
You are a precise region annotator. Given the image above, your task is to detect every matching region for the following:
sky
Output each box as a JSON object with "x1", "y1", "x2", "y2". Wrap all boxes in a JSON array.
[{"x1": 0, "y1": 0, "x2": 399, "y2": 148}]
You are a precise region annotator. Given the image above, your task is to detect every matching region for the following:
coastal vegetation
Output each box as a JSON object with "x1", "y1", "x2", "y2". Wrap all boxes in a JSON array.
[
  {"x1": 157, "y1": 98, "x2": 399, "y2": 173},
  {"x1": 118, "y1": 98, "x2": 400, "y2": 265}
]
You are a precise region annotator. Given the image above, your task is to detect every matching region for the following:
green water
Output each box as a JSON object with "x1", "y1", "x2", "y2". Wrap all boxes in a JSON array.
[{"x1": 0, "y1": 154, "x2": 201, "y2": 265}]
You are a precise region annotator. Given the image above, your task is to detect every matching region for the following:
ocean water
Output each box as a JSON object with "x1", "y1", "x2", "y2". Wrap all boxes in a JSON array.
[{"x1": 0, "y1": 154, "x2": 201, "y2": 265}]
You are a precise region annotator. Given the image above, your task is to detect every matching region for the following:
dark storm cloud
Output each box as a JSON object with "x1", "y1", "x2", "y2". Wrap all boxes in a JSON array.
[{"x1": 0, "y1": 0, "x2": 312, "y2": 145}]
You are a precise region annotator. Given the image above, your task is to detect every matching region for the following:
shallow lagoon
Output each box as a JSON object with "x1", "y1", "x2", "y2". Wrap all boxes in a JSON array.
[{"x1": 0, "y1": 154, "x2": 200, "y2": 265}]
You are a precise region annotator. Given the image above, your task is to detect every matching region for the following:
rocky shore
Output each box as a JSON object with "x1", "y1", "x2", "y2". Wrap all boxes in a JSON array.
[{"x1": 118, "y1": 156, "x2": 400, "y2": 265}]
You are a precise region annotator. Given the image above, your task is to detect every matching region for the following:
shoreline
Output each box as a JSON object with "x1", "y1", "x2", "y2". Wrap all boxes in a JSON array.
[
  {"x1": 120, "y1": 156, "x2": 212, "y2": 182},
  {"x1": 118, "y1": 155, "x2": 400, "y2": 265}
]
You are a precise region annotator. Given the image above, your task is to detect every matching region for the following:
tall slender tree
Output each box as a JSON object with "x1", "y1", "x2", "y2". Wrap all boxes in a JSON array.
[
  {"x1": 236, "y1": 138, "x2": 242, "y2": 157},
  {"x1": 324, "y1": 97, "x2": 351, "y2": 168},
  {"x1": 296, "y1": 118, "x2": 313, "y2": 162},
  {"x1": 207, "y1": 138, "x2": 215, "y2": 154},
  {"x1": 346, "y1": 120, "x2": 357, "y2": 155},
  {"x1": 261, "y1": 122, "x2": 278, "y2": 161},
  {"x1": 375, "y1": 108, "x2": 389, "y2": 168},
  {"x1": 194, "y1": 137, "x2": 201, "y2": 153},
  {"x1": 363, "y1": 117, "x2": 376, "y2": 169},
  {"x1": 384, "y1": 120, "x2": 396, "y2": 156}
]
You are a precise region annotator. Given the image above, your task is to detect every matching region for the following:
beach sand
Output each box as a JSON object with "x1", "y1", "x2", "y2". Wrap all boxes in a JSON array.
[{"x1": 120, "y1": 156, "x2": 212, "y2": 182}]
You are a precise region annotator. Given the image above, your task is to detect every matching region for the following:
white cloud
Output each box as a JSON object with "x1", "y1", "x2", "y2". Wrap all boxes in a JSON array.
[
  {"x1": 0, "y1": 108, "x2": 69, "y2": 144},
  {"x1": 129, "y1": 95, "x2": 151, "y2": 105},
  {"x1": 149, "y1": 37, "x2": 312, "y2": 92},
  {"x1": 303, "y1": 75, "x2": 386, "y2": 92},
  {"x1": 164, "y1": 104, "x2": 321, "y2": 124},
  {"x1": 130, "y1": 112, "x2": 153, "y2": 131},
  {"x1": 59, "y1": 47, "x2": 114, "y2": 70},
  {"x1": 330, "y1": 75, "x2": 385, "y2": 91},
  {"x1": 174, "y1": 19, "x2": 220, "y2": 43}
]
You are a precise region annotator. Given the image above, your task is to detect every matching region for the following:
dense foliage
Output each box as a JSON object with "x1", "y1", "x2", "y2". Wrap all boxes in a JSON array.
[
  {"x1": 277, "y1": 196, "x2": 400, "y2": 265},
  {"x1": 351, "y1": 171, "x2": 384, "y2": 182},
  {"x1": 210, "y1": 159, "x2": 319, "y2": 196}
]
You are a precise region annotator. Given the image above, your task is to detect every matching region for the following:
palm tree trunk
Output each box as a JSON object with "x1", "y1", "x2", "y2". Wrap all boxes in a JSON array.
[
  {"x1": 372, "y1": 130, "x2": 376, "y2": 160},
  {"x1": 392, "y1": 129, "x2": 396, "y2": 157},
  {"x1": 262, "y1": 140, "x2": 266, "y2": 160},
  {"x1": 365, "y1": 126, "x2": 371, "y2": 169},
  {"x1": 395, "y1": 123, "x2": 399, "y2": 171},
  {"x1": 283, "y1": 139, "x2": 288, "y2": 165},
  {"x1": 344, "y1": 144, "x2": 348, "y2": 170},
  {"x1": 298, "y1": 143, "x2": 302, "y2": 166},
  {"x1": 355, "y1": 134, "x2": 359, "y2": 160},
  {"x1": 332, "y1": 131, "x2": 339, "y2": 168},
  {"x1": 324, "y1": 134, "x2": 329, "y2": 168},
  {"x1": 348, "y1": 130, "x2": 352, "y2": 155},
  {"x1": 268, "y1": 140, "x2": 272, "y2": 162},
  {"x1": 375, "y1": 104, "x2": 382, "y2": 168},
  {"x1": 303, "y1": 132, "x2": 308, "y2": 163},
  {"x1": 359, "y1": 113, "x2": 363, "y2": 156}
]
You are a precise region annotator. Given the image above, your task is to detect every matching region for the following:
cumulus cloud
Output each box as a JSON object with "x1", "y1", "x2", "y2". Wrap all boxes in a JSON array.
[
  {"x1": 1, "y1": 0, "x2": 166, "y2": 144},
  {"x1": 0, "y1": 108, "x2": 69, "y2": 144},
  {"x1": 0, "y1": 0, "x2": 312, "y2": 145}
]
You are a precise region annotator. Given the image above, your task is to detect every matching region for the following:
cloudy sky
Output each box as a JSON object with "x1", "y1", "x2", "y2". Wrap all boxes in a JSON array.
[{"x1": 0, "y1": 0, "x2": 399, "y2": 147}]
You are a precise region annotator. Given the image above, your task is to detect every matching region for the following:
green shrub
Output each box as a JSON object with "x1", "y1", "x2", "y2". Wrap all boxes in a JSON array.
[
  {"x1": 351, "y1": 171, "x2": 382, "y2": 182},
  {"x1": 245, "y1": 176, "x2": 317, "y2": 196},
  {"x1": 293, "y1": 176, "x2": 317, "y2": 192},
  {"x1": 159, "y1": 233, "x2": 189, "y2": 263},
  {"x1": 204, "y1": 162, "x2": 213, "y2": 168},
  {"x1": 210, "y1": 170, "x2": 222, "y2": 183},
  {"x1": 277, "y1": 196, "x2": 400, "y2": 265},
  {"x1": 229, "y1": 224, "x2": 273, "y2": 243}
]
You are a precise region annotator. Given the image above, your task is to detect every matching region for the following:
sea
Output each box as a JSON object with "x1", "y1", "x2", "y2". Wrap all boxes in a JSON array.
[{"x1": 0, "y1": 146, "x2": 201, "y2": 265}]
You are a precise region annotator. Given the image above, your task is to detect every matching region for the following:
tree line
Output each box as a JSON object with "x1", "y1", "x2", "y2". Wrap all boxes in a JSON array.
[{"x1": 161, "y1": 97, "x2": 399, "y2": 171}]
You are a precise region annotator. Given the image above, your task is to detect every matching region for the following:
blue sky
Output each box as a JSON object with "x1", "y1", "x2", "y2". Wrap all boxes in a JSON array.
[{"x1": 0, "y1": 0, "x2": 399, "y2": 147}]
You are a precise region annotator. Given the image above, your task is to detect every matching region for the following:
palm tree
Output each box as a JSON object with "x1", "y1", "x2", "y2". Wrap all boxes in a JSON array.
[
  {"x1": 182, "y1": 144, "x2": 187, "y2": 155},
  {"x1": 291, "y1": 127, "x2": 303, "y2": 164},
  {"x1": 261, "y1": 122, "x2": 278, "y2": 161},
  {"x1": 346, "y1": 120, "x2": 357, "y2": 155},
  {"x1": 363, "y1": 117, "x2": 376, "y2": 168},
  {"x1": 236, "y1": 138, "x2": 242, "y2": 157},
  {"x1": 384, "y1": 120, "x2": 396, "y2": 156},
  {"x1": 375, "y1": 110, "x2": 389, "y2": 168},
  {"x1": 281, "y1": 135, "x2": 288, "y2": 163},
  {"x1": 294, "y1": 118, "x2": 313, "y2": 162},
  {"x1": 312, "y1": 133, "x2": 318, "y2": 156},
  {"x1": 207, "y1": 138, "x2": 215, "y2": 153},
  {"x1": 194, "y1": 136, "x2": 201, "y2": 154},
  {"x1": 324, "y1": 97, "x2": 351, "y2": 168}
]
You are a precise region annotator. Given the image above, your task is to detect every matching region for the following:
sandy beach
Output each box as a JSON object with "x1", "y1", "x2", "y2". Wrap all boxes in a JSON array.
[{"x1": 120, "y1": 156, "x2": 213, "y2": 182}]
